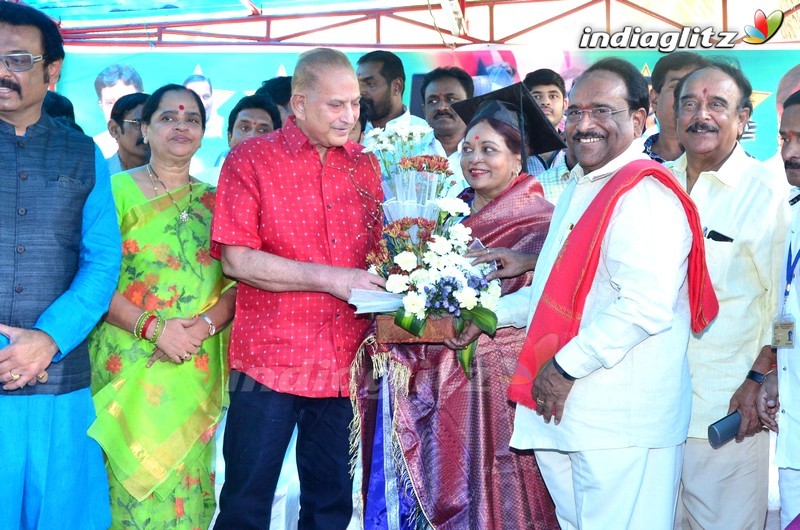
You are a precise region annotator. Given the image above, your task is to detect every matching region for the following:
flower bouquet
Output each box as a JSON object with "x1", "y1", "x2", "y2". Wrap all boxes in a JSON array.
[
  {"x1": 350, "y1": 197, "x2": 500, "y2": 378},
  {"x1": 354, "y1": 123, "x2": 498, "y2": 377}
]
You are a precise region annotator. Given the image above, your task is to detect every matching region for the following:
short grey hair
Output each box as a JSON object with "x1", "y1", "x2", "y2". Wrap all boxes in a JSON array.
[{"x1": 292, "y1": 48, "x2": 354, "y2": 94}]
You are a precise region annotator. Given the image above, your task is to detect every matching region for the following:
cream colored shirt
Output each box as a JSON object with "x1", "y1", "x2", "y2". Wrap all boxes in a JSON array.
[
  {"x1": 506, "y1": 140, "x2": 695, "y2": 451},
  {"x1": 670, "y1": 143, "x2": 789, "y2": 438}
]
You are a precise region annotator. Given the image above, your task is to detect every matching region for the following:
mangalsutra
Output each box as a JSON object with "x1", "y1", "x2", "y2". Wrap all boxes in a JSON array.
[{"x1": 147, "y1": 164, "x2": 193, "y2": 223}]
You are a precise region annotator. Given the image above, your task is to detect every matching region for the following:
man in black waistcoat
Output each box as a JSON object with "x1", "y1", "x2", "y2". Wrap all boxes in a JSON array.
[{"x1": 0, "y1": 3, "x2": 121, "y2": 528}]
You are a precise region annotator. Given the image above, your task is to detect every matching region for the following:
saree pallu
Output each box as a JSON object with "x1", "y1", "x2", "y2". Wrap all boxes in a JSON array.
[
  {"x1": 88, "y1": 173, "x2": 231, "y2": 529},
  {"x1": 352, "y1": 175, "x2": 559, "y2": 529}
]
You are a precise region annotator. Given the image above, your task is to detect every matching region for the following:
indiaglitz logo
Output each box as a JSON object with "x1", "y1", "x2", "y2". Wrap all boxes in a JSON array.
[
  {"x1": 579, "y1": 8, "x2": 785, "y2": 52},
  {"x1": 743, "y1": 9, "x2": 784, "y2": 44}
]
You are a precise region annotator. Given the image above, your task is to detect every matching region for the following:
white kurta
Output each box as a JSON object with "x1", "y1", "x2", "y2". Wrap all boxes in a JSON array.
[{"x1": 502, "y1": 139, "x2": 695, "y2": 452}]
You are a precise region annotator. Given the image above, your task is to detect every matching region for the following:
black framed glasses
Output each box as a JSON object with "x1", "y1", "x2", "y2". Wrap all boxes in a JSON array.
[{"x1": 0, "y1": 53, "x2": 44, "y2": 72}]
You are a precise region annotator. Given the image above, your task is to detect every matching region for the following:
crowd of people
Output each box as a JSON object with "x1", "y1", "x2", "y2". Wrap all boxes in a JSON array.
[{"x1": 3, "y1": 2, "x2": 800, "y2": 529}]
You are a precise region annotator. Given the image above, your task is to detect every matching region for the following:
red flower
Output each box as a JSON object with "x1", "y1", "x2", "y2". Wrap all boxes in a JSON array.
[
  {"x1": 195, "y1": 248, "x2": 212, "y2": 266},
  {"x1": 166, "y1": 255, "x2": 181, "y2": 270},
  {"x1": 183, "y1": 474, "x2": 202, "y2": 488},
  {"x1": 199, "y1": 191, "x2": 215, "y2": 213},
  {"x1": 195, "y1": 353, "x2": 210, "y2": 382},
  {"x1": 143, "y1": 293, "x2": 162, "y2": 311},
  {"x1": 175, "y1": 497, "x2": 185, "y2": 519},
  {"x1": 121, "y1": 239, "x2": 140, "y2": 255},
  {"x1": 105, "y1": 353, "x2": 122, "y2": 375},
  {"x1": 123, "y1": 280, "x2": 149, "y2": 307}
]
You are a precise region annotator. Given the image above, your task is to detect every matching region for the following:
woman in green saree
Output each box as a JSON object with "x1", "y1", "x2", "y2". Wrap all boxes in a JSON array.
[{"x1": 88, "y1": 84, "x2": 236, "y2": 529}]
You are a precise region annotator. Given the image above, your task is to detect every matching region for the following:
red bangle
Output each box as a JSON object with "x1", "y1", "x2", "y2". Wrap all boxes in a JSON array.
[{"x1": 141, "y1": 315, "x2": 158, "y2": 339}]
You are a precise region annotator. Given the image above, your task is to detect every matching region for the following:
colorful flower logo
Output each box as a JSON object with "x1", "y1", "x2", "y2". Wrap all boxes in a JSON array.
[{"x1": 743, "y1": 9, "x2": 784, "y2": 44}]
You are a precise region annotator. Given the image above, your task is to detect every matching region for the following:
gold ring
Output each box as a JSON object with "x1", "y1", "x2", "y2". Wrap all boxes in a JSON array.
[
  {"x1": 37, "y1": 371, "x2": 48, "y2": 383},
  {"x1": 183, "y1": 354, "x2": 192, "y2": 361},
  {"x1": 9, "y1": 372, "x2": 20, "y2": 382},
  {"x1": 535, "y1": 398, "x2": 544, "y2": 406}
]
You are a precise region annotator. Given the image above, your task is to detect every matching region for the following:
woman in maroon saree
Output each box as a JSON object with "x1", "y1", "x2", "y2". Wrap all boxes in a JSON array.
[{"x1": 352, "y1": 104, "x2": 559, "y2": 529}]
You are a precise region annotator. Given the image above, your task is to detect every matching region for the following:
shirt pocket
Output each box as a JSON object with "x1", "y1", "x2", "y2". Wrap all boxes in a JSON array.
[{"x1": 704, "y1": 237, "x2": 735, "y2": 286}]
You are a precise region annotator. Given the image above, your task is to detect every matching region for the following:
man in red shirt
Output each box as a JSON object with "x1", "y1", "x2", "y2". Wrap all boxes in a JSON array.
[{"x1": 211, "y1": 47, "x2": 384, "y2": 529}]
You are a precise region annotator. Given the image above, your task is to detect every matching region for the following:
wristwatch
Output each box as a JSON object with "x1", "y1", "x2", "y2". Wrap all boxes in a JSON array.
[
  {"x1": 200, "y1": 314, "x2": 216, "y2": 337},
  {"x1": 746, "y1": 370, "x2": 766, "y2": 384}
]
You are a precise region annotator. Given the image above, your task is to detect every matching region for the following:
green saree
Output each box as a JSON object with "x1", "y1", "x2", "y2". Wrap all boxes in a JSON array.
[{"x1": 88, "y1": 172, "x2": 231, "y2": 529}]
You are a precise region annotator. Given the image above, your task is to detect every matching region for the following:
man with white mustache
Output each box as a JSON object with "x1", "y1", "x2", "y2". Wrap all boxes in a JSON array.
[{"x1": 670, "y1": 60, "x2": 790, "y2": 530}]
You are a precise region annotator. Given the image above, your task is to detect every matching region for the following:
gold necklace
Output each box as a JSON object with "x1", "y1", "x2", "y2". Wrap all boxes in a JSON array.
[{"x1": 146, "y1": 164, "x2": 193, "y2": 223}]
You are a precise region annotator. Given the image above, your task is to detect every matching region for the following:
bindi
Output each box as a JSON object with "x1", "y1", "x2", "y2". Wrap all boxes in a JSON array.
[
  {"x1": 474, "y1": 135, "x2": 480, "y2": 141},
  {"x1": 178, "y1": 104, "x2": 185, "y2": 110}
]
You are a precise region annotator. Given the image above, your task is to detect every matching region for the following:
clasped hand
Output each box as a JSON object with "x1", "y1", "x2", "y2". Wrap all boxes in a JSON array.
[
  {"x1": 147, "y1": 316, "x2": 207, "y2": 367},
  {"x1": 0, "y1": 324, "x2": 57, "y2": 390}
]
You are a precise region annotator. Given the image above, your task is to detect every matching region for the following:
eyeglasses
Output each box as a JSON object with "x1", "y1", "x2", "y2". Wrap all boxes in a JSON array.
[
  {"x1": 0, "y1": 53, "x2": 44, "y2": 72},
  {"x1": 565, "y1": 107, "x2": 629, "y2": 123},
  {"x1": 122, "y1": 119, "x2": 142, "y2": 127}
]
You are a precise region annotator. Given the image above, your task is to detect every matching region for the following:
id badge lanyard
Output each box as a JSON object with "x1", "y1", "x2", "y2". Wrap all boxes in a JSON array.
[
  {"x1": 784, "y1": 242, "x2": 800, "y2": 313},
  {"x1": 774, "y1": 242, "x2": 800, "y2": 348}
]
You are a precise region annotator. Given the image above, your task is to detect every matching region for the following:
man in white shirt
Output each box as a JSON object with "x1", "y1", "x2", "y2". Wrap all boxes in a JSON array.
[
  {"x1": 356, "y1": 50, "x2": 429, "y2": 132},
  {"x1": 758, "y1": 88, "x2": 800, "y2": 530},
  {"x1": 671, "y1": 61, "x2": 789, "y2": 530},
  {"x1": 447, "y1": 58, "x2": 710, "y2": 530},
  {"x1": 421, "y1": 66, "x2": 472, "y2": 196}
]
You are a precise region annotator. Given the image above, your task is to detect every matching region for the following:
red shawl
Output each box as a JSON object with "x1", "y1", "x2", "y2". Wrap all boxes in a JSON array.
[{"x1": 507, "y1": 159, "x2": 719, "y2": 409}]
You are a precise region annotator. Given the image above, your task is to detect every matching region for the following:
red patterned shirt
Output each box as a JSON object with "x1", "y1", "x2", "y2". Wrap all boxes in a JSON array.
[{"x1": 211, "y1": 117, "x2": 382, "y2": 397}]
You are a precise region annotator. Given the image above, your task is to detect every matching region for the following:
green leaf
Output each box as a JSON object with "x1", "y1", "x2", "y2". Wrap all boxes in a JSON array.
[
  {"x1": 457, "y1": 341, "x2": 477, "y2": 379},
  {"x1": 394, "y1": 307, "x2": 428, "y2": 336},
  {"x1": 461, "y1": 306, "x2": 498, "y2": 336}
]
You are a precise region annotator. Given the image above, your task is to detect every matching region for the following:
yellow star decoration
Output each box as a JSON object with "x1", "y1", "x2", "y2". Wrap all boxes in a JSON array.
[{"x1": 750, "y1": 90, "x2": 771, "y2": 109}]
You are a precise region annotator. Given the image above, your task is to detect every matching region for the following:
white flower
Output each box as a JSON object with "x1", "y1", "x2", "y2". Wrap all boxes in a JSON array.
[
  {"x1": 367, "y1": 265, "x2": 380, "y2": 275},
  {"x1": 439, "y1": 266, "x2": 467, "y2": 287},
  {"x1": 386, "y1": 274, "x2": 411, "y2": 294},
  {"x1": 427, "y1": 235, "x2": 452, "y2": 256},
  {"x1": 447, "y1": 223, "x2": 472, "y2": 246},
  {"x1": 435, "y1": 197, "x2": 470, "y2": 217},
  {"x1": 480, "y1": 281, "x2": 502, "y2": 311},
  {"x1": 364, "y1": 127, "x2": 385, "y2": 141},
  {"x1": 455, "y1": 287, "x2": 479, "y2": 310},
  {"x1": 408, "y1": 124, "x2": 434, "y2": 140},
  {"x1": 403, "y1": 291, "x2": 428, "y2": 319},
  {"x1": 409, "y1": 268, "x2": 432, "y2": 286},
  {"x1": 422, "y1": 251, "x2": 443, "y2": 270},
  {"x1": 394, "y1": 251, "x2": 418, "y2": 273}
]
